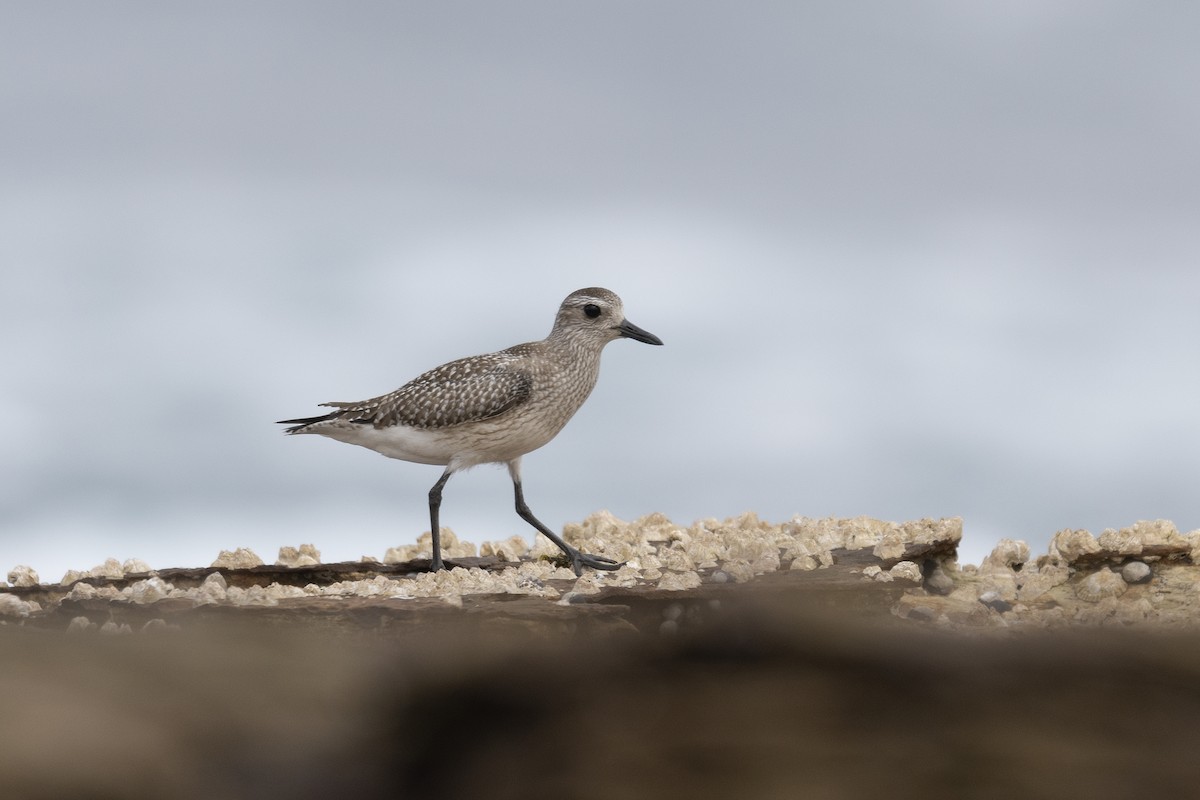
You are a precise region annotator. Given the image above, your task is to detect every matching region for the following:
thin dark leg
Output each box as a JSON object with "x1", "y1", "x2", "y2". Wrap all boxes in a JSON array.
[
  {"x1": 427, "y1": 469, "x2": 452, "y2": 572},
  {"x1": 512, "y1": 479, "x2": 623, "y2": 577}
]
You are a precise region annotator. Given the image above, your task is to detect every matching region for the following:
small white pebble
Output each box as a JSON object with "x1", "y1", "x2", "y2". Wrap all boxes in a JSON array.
[
  {"x1": 66, "y1": 616, "x2": 96, "y2": 634},
  {"x1": 1121, "y1": 561, "x2": 1152, "y2": 584}
]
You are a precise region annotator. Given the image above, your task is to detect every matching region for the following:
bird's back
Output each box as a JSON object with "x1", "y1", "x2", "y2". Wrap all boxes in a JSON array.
[{"x1": 281, "y1": 337, "x2": 604, "y2": 468}]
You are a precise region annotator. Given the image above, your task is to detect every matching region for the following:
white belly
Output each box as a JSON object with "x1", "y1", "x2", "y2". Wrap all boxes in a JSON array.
[{"x1": 303, "y1": 417, "x2": 561, "y2": 469}]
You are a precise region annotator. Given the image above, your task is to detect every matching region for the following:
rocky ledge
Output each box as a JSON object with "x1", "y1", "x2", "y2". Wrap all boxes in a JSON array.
[
  {"x1": 3, "y1": 513, "x2": 1198, "y2": 633},
  {"x1": 5, "y1": 514, "x2": 1200, "y2": 799}
]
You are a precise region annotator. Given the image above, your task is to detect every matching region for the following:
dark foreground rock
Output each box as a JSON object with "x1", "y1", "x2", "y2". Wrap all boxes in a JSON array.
[{"x1": 3, "y1": 513, "x2": 1200, "y2": 798}]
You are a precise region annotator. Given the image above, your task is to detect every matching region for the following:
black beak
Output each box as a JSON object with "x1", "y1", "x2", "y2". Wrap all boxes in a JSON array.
[{"x1": 616, "y1": 318, "x2": 663, "y2": 345}]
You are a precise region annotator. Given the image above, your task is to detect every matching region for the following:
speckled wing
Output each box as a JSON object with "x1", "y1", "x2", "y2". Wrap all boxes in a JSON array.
[{"x1": 321, "y1": 350, "x2": 534, "y2": 430}]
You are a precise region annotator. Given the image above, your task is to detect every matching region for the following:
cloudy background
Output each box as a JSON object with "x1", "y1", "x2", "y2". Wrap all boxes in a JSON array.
[{"x1": 3, "y1": 2, "x2": 1198, "y2": 581}]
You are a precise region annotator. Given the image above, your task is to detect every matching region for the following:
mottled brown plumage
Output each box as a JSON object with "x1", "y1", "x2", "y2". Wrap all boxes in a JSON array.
[
  {"x1": 318, "y1": 350, "x2": 535, "y2": 431},
  {"x1": 278, "y1": 287, "x2": 663, "y2": 575}
]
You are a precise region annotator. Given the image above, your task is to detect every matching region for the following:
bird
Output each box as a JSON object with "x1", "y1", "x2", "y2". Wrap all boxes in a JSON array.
[{"x1": 277, "y1": 287, "x2": 663, "y2": 576}]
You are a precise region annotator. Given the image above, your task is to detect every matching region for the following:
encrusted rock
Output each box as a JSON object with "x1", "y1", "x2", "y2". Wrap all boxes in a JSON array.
[
  {"x1": 276, "y1": 544, "x2": 322, "y2": 568},
  {"x1": 862, "y1": 565, "x2": 891, "y2": 582},
  {"x1": 1015, "y1": 563, "x2": 1070, "y2": 603},
  {"x1": 14, "y1": 512, "x2": 1200, "y2": 632},
  {"x1": 125, "y1": 577, "x2": 174, "y2": 604},
  {"x1": 924, "y1": 565, "x2": 955, "y2": 595},
  {"x1": 720, "y1": 561, "x2": 758, "y2": 583},
  {"x1": 319, "y1": 575, "x2": 412, "y2": 600},
  {"x1": 889, "y1": 561, "x2": 923, "y2": 583},
  {"x1": 1125, "y1": 519, "x2": 1186, "y2": 549},
  {"x1": 976, "y1": 571, "x2": 1018, "y2": 605},
  {"x1": 980, "y1": 539, "x2": 1029, "y2": 573},
  {"x1": 224, "y1": 583, "x2": 307, "y2": 606},
  {"x1": 1097, "y1": 527, "x2": 1146, "y2": 557},
  {"x1": 68, "y1": 582, "x2": 120, "y2": 601},
  {"x1": 479, "y1": 535, "x2": 530, "y2": 561},
  {"x1": 895, "y1": 598, "x2": 937, "y2": 622},
  {"x1": 1050, "y1": 529, "x2": 1101, "y2": 564},
  {"x1": 194, "y1": 572, "x2": 229, "y2": 604},
  {"x1": 788, "y1": 554, "x2": 821, "y2": 571},
  {"x1": 656, "y1": 571, "x2": 702, "y2": 592},
  {"x1": 978, "y1": 591, "x2": 1013, "y2": 613},
  {"x1": 6, "y1": 565, "x2": 39, "y2": 587},
  {"x1": 89, "y1": 558, "x2": 125, "y2": 580},
  {"x1": 1076, "y1": 569, "x2": 1127, "y2": 602},
  {"x1": 211, "y1": 548, "x2": 264, "y2": 569},
  {"x1": 60, "y1": 569, "x2": 85, "y2": 586},
  {"x1": 900, "y1": 517, "x2": 963, "y2": 549},
  {"x1": 944, "y1": 586, "x2": 1001, "y2": 627},
  {"x1": 0, "y1": 594, "x2": 35, "y2": 617},
  {"x1": 872, "y1": 532, "x2": 906, "y2": 561},
  {"x1": 1114, "y1": 597, "x2": 1155, "y2": 624},
  {"x1": 122, "y1": 558, "x2": 153, "y2": 575},
  {"x1": 1103, "y1": 520, "x2": 1189, "y2": 558},
  {"x1": 385, "y1": 529, "x2": 476, "y2": 563},
  {"x1": 1150, "y1": 565, "x2": 1200, "y2": 610}
]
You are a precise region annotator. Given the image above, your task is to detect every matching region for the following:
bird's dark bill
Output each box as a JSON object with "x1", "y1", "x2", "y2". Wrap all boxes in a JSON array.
[{"x1": 616, "y1": 319, "x2": 663, "y2": 345}]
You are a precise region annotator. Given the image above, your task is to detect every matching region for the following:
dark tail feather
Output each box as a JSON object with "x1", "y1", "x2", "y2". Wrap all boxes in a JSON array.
[{"x1": 276, "y1": 412, "x2": 339, "y2": 434}]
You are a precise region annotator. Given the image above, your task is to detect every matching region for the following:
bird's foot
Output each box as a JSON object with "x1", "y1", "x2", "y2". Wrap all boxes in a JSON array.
[
  {"x1": 566, "y1": 549, "x2": 624, "y2": 577},
  {"x1": 428, "y1": 555, "x2": 446, "y2": 572}
]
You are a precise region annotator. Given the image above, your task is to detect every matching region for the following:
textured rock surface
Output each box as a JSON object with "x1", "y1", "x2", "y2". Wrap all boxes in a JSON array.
[
  {"x1": 6, "y1": 514, "x2": 1200, "y2": 633},
  {"x1": 5, "y1": 513, "x2": 1200, "y2": 798},
  {"x1": 6, "y1": 565, "x2": 39, "y2": 588},
  {"x1": 3, "y1": 513, "x2": 962, "y2": 630},
  {"x1": 894, "y1": 520, "x2": 1200, "y2": 628}
]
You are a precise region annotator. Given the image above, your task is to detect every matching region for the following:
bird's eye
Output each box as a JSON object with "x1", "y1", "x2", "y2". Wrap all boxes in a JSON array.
[{"x1": 583, "y1": 303, "x2": 602, "y2": 319}]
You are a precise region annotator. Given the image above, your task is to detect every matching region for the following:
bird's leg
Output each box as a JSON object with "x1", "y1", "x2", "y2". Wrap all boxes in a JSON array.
[
  {"x1": 511, "y1": 478, "x2": 624, "y2": 577},
  {"x1": 427, "y1": 469, "x2": 453, "y2": 572}
]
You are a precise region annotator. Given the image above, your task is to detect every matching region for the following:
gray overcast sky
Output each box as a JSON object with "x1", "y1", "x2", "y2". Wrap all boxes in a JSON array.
[{"x1": 3, "y1": 2, "x2": 1198, "y2": 580}]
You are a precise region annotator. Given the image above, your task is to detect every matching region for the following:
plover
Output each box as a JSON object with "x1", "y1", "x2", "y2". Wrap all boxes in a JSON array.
[{"x1": 278, "y1": 287, "x2": 663, "y2": 575}]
